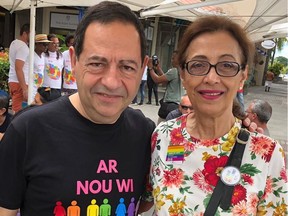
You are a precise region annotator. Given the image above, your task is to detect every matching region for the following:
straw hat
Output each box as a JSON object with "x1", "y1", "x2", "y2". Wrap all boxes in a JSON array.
[{"x1": 35, "y1": 34, "x2": 51, "y2": 43}]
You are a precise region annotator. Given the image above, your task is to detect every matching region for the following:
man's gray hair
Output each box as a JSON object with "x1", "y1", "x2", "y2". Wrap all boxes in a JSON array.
[{"x1": 252, "y1": 99, "x2": 272, "y2": 123}]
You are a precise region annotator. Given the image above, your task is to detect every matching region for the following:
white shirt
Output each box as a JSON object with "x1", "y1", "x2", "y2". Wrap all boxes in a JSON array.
[
  {"x1": 33, "y1": 52, "x2": 45, "y2": 98},
  {"x1": 62, "y1": 50, "x2": 77, "y2": 90},
  {"x1": 42, "y1": 51, "x2": 64, "y2": 89},
  {"x1": 8, "y1": 39, "x2": 29, "y2": 84},
  {"x1": 142, "y1": 66, "x2": 147, "y2": 81}
]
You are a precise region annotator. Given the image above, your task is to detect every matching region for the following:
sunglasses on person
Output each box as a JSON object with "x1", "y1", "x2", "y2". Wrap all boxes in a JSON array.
[{"x1": 181, "y1": 105, "x2": 193, "y2": 110}]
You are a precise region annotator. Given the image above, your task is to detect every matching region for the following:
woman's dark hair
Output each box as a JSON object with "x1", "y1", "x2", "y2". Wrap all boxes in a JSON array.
[
  {"x1": 44, "y1": 33, "x2": 62, "y2": 59},
  {"x1": 178, "y1": 16, "x2": 254, "y2": 70},
  {"x1": 74, "y1": 1, "x2": 146, "y2": 65}
]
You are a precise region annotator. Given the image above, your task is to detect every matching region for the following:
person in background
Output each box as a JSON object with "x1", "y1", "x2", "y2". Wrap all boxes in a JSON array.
[
  {"x1": 140, "y1": 15, "x2": 286, "y2": 215},
  {"x1": 146, "y1": 60, "x2": 159, "y2": 106},
  {"x1": 0, "y1": 90, "x2": 12, "y2": 141},
  {"x1": 148, "y1": 51, "x2": 184, "y2": 124},
  {"x1": 42, "y1": 33, "x2": 63, "y2": 98},
  {"x1": 265, "y1": 70, "x2": 275, "y2": 92},
  {"x1": 246, "y1": 99, "x2": 272, "y2": 136},
  {"x1": 33, "y1": 34, "x2": 51, "y2": 100},
  {"x1": 8, "y1": 23, "x2": 30, "y2": 113},
  {"x1": 131, "y1": 66, "x2": 147, "y2": 105},
  {"x1": 166, "y1": 94, "x2": 193, "y2": 121},
  {"x1": 0, "y1": 1, "x2": 155, "y2": 215},
  {"x1": 62, "y1": 34, "x2": 77, "y2": 95}
]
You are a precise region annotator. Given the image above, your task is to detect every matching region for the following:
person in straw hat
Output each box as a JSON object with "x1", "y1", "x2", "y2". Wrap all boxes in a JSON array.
[{"x1": 32, "y1": 34, "x2": 51, "y2": 102}]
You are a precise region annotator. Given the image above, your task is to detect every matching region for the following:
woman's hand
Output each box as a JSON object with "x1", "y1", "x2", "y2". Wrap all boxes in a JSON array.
[{"x1": 242, "y1": 118, "x2": 264, "y2": 134}]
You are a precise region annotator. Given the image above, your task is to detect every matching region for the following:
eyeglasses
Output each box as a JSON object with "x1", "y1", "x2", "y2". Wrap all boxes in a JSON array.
[
  {"x1": 184, "y1": 60, "x2": 245, "y2": 77},
  {"x1": 181, "y1": 105, "x2": 193, "y2": 110}
]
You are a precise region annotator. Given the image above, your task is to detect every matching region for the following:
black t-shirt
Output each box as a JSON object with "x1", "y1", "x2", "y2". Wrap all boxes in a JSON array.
[{"x1": 0, "y1": 96, "x2": 155, "y2": 215}]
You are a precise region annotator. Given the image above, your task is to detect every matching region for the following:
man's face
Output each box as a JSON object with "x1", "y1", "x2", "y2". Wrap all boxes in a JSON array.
[
  {"x1": 70, "y1": 21, "x2": 148, "y2": 124},
  {"x1": 179, "y1": 95, "x2": 193, "y2": 115},
  {"x1": 245, "y1": 103, "x2": 257, "y2": 122},
  {"x1": 35, "y1": 43, "x2": 48, "y2": 53}
]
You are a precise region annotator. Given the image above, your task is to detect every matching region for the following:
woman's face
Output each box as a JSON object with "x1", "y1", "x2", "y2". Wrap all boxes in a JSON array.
[
  {"x1": 48, "y1": 37, "x2": 59, "y2": 52},
  {"x1": 181, "y1": 31, "x2": 247, "y2": 117}
]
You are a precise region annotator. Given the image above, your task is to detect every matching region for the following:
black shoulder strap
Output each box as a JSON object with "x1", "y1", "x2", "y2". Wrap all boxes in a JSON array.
[{"x1": 204, "y1": 129, "x2": 250, "y2": 216}]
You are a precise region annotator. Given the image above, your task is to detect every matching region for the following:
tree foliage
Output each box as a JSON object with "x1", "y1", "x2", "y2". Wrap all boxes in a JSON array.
[
  {"x1": 268, "y1": 61, "x2": 284, "y2": 76},
  {"x1": 275, "y1": 56, "x2": 288, "y2": 67}
]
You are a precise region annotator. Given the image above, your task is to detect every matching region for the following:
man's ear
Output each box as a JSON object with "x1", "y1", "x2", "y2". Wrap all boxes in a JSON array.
[{"x1": 69, "y1": 46, "x2": 77, "y2": 76}]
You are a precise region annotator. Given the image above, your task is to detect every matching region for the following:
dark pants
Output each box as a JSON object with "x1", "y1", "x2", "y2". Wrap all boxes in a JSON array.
[
  {"x1": 132, "y1": 80, "x2": 146, "y2": 103},
  {"x1": 147, "y1": 79, "x2": 158, "y2": 103}
]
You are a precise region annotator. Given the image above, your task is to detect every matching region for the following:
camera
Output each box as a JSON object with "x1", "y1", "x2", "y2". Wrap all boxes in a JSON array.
[{"x1": 152, "y1": 55, "x2": 158, "y2": 66}]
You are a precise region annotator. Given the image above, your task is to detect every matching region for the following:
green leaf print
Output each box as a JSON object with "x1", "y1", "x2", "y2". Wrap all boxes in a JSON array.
[{"x1": 240, "y1": 163, "x2": 261, "y2": 176}]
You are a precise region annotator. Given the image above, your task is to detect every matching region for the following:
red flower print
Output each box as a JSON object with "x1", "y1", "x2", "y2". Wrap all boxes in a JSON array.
[
  {"x1": 201, "y1": 138, "x2": 220, "y2": 147},
  {"x1": 184, "y1": 142, "x2": 195, "y2": 153},
  {"x1": 202, "y1": 156, "x2": 228, "y2": 187},
  {"x1": 242, "y1": 174, "x2": 253, "y2": 185},
  {"x1": 163, "y1": 168, "x2": 184, "y2": 187},
  {"x1": 232, "y1": 200, "x2": 247, "y2": 216},
  {"x1": 231, "y1": 184, "x2": 247, "y2": 205},
  {"x1": 250, "y1": 136, "x2": 276, "y2": 162},
  {"x1": 263, "y1": 176, "x2": 273, "y2": 199},
  {"x1": 151, "y1": 132, "x2": 158, "y2": 152},
  {"x1": 247, "y1": 193, "x2": 259, "y2": 215},
  {"x1": 193, "y1": 169, "x2": 213, "y2": 193},
  {"x1": 170, "y1": 128, "x2": 185, "y2": 145},
  {"x1": 280, "y1": 167, "x2": 287, "y2": 183},
  {"x1": 155, "y1": 167, "x2": 161, "y2": 176}
]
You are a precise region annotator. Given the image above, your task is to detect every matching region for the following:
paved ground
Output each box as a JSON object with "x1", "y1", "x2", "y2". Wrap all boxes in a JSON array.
[{"x1": 130, "y1": 81, "x2": 288, "y2": 162}]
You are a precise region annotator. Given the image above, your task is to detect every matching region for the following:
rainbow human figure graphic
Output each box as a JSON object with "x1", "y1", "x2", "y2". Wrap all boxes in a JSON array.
[
  {"x1": 115, "y1": 198, "x2": 126, "y2": 216},
  {"x1": 99, "y1": 198, "x2": 111, "y2": 216},
  {"x1": 53, "y1": 201, "x2": 66, "y2": 216},
  {"x1": 87, "y1": 199, "x2": 99, "y2": 216},
  {"x1": 127, "y1": 197, "x2": 135, "y2": 216},
  {"x1": 67, "y1": 200, "x2": 80, "y2": 216}
]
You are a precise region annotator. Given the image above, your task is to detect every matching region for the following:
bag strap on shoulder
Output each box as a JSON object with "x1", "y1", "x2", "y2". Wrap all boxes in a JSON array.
[{"x1": 204, "y1": 129, "x2": 250, "y2": 216}]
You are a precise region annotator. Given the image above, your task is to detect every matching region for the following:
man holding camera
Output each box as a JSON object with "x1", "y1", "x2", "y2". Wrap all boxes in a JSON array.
[{"x1": 148, "y1": 51, "x2": 184, "y2": 124}]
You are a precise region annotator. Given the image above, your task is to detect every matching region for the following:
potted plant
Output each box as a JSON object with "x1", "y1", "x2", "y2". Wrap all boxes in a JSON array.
[{"x1": 0, "y1": 50, "x2": 9, "y2": 92}]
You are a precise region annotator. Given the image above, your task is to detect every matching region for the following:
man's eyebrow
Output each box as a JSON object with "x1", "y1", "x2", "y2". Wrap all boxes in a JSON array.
[
  {"x1": 119, "y1": 59, "x2": 139, "y2": 67},
  {"x1": 86, "y1": 55, "x2": 107, "y2": 62}
]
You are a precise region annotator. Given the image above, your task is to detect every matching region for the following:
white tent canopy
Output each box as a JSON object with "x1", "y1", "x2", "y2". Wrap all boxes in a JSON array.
[
  {"x1": 2, "y1": 0, "x2": 287, "y2": 42},
  {"x1": 1, "y1": 0, "x2": 287, "y2": 103}
]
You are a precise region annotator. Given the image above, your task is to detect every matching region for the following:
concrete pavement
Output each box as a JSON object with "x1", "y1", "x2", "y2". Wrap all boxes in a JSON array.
[{"x1": 130, "y1": 81, "x2": 288, "y2": 160}]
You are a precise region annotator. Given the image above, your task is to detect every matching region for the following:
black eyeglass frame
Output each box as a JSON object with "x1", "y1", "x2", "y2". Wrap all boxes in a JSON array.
[{"x1": 183, "y1": 60, "x2": 246, "y2": 77}]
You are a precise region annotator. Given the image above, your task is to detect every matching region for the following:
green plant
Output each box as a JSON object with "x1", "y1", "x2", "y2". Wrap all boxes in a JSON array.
[
  {"x1": 0, "y1": 50, "x2": 9, "y2": 92},
  {"x1": 268, "y1": 61, "x2": 284, "y2": 77}
]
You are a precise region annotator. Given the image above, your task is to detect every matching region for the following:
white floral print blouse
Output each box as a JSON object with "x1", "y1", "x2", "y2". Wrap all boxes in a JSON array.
[{"x1": 144, "y1": 115, "x2": 287, "y2": 216}]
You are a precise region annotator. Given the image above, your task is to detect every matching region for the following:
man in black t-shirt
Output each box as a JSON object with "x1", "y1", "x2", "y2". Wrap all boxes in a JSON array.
[{"x1": 0, "y1": 2, "x2": 155, "y2": 216}]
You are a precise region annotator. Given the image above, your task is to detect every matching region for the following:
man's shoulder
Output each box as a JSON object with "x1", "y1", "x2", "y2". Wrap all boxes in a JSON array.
[
  {"x1": 13, "y1": 97, "x2": 69, "y2": 121},
  {"x1": 124, "y1": 107, "x2": 156, "y2": 128}
]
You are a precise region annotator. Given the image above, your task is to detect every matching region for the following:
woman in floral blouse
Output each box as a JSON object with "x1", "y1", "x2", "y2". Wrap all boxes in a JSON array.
[{"x1": 142, "y1": 16, "x2": 287, "y2": 215}]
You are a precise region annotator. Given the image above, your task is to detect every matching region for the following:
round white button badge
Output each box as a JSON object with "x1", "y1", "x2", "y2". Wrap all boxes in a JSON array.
[{"x1": 220, "y1": 166, "x2": 241, "y2": 186}]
